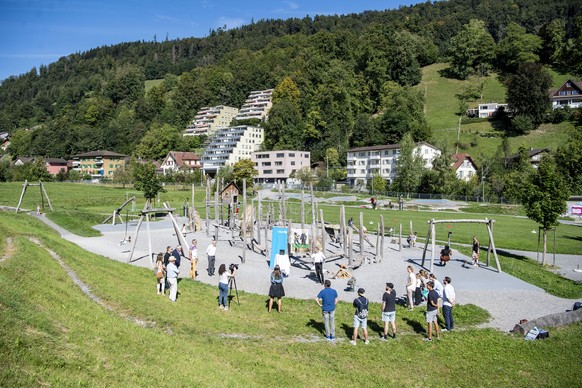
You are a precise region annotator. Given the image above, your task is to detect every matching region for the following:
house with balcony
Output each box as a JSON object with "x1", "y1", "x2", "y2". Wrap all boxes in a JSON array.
[
  {"x1": 548, "y1": 80, "x2": 582, "y2": 109},
  {"x1": 346, "y1": 142, "x2": 440, "y2": 186},
  {"x1": 160, "y1": 151, "x2": 201, "y2": 174},
  {"x1": 467, "y1": 103, "x2": 508, "y2": 118},
  {"x1": 201, "y1": 125, "x2": 264, "y2": 176},
  {"x1": 234, "y1": 89, "x2": 274, "y2": 121},
  {"x1": 183, "y1": 105, "x2": 239, "y2": 137},
  {"x1": 451, "y1": 153, "x2": 478, "y2": 181},
  {"x1": 252, "y1": 150, "x2": 311, "y2": 184},
  {"x1": 71, "y1": 150, "x2": 127, "y2": 179}
]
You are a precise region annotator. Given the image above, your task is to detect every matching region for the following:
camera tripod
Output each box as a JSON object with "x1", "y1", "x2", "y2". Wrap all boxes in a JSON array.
[{"x1": 228, "y1": 275, "x2": 240, "y2": 306}]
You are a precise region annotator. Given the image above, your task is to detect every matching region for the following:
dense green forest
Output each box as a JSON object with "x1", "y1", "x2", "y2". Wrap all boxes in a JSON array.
[{"x1": 0, "y1": 0, "x2": 581, "y2": 173}]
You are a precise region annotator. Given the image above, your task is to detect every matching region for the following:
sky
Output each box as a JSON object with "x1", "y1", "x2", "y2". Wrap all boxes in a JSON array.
[{"x1": 0, "y1": 0, "x2": 424, "y2": 82}]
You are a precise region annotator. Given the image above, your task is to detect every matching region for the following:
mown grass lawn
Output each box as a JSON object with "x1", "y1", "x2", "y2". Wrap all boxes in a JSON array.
[{"x1": 0, "y1": 212, "x2": 580, "y2": 386}]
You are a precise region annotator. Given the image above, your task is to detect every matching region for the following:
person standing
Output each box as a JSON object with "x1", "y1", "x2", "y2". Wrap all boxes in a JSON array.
[
  {"x1": 217, "y1": 264, "x2": 235, "y2": 310},
  {"x1": 471, "y1": 236, "x2": 480, "y2": 267},
  {"x1": 315, "y1": 280, "x2": 338, "y2": 341},
  {"x1": 429, "y1": 273, "x2": 444, "y2": 298},
  {"x1": 189, "y1": 239, "x2": 198, "y2": 280},
  {"x1": 311, "y1": 246, "x2": 326, "y2": 284},
  {"x1": 172, "y1": 245, "x2": 183, "y2": 268},
  {"x1": 406, "y1": 266, "x2": 415, "y2": 310},
  {"x1": 350, "y1": 288, "x2": 369, "y2": 345},
  {"x1": 155, "y1": 253, "x2": 165, "y2": 295},
  {"x1": 163, "y1": 246, "x2": 172, "y2": 289},
  {"x1": 424, "y1": 281, "x2": 441, "y2": 341},
  {"x1": 442, "y1": 276, "x2": 456, "y2": 332},
  {"x1": 166, "y1": 256, "x2": 180, "y2": 302},
  {"x1": 268, "y1": 265, "x2": 285, "y2": 313},
  {"x1": 381, "y1": 282, "x2": 397, "y2": 340},
  {"x1": 206, "y1": 240, "x2": 217, "y2": 276}
]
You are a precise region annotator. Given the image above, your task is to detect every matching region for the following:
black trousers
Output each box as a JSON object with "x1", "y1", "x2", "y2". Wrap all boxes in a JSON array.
[{"x1": 315, "y1": 262, "x2": 324, "y2": 283}]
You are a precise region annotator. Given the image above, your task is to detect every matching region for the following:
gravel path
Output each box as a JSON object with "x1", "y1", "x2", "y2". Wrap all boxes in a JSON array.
[{"x1": 34, "y1": 213, "x2": 580, "y2": 332}]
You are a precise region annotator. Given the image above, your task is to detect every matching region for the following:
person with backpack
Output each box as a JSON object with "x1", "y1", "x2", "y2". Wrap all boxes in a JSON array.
[{"x1": 350, "y1": 288, "x2": 369, "y2": 345}]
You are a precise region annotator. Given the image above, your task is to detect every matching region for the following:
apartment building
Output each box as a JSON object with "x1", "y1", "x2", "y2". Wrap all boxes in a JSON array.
[
  {"x1": 234, "y1": 89, "x2": 274, "y2": 121},
  {"x1": 71, "y1": 150, "x2": 127, "y2": 179},
  {"x1": 346, "y1": 142, "x2": 440, "y2": 186},
  {"x1": 183, "y1": 105, "x2": 239, "y2": 137},
  {"x1": 252, "y1": 150, "x2": 311, "y2": 184},
  {"x1": 201, "y1": 125, "x2": 264, "y2": 175}
]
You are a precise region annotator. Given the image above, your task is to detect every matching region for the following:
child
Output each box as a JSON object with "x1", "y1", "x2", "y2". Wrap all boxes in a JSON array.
[
  {"x1": 155, "y1": 253, "x2": 165, "y2": 294},
  {"x1": 350, "y1": 288, "x2": 369, "y2": 345}
]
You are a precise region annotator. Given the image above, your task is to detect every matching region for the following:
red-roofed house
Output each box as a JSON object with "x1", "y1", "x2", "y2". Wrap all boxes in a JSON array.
[
  {"x1": 451, "y1": 153, "x2": 478, "y2": 181},
  {"x1": 161, "y1": 151, "x2": 201, "y2": 174},
  {"x1": 549, "y1": 80, "x2": 582, "y2": 109}
]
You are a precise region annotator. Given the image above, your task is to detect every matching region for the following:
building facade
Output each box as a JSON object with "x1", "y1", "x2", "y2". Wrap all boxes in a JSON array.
[
  {"x1": 183, "y1": 105, "x2": 239, "y2": 137},
  {"x1": 71, "y1": 150, "x2": 127, "y2": 179},
  {"x1": 252, "y1": 150, "x2": 311, "y2": 183},
  {"x1": 160, "y1": 151, "x2": 201, "y2": 174},
  {"x1": 201, "y1": 125, "x2": 264, "y2": 175},
  {"x1": 346, "y1": 142, "x2": 440, "y2": 186},
  {"x1": 451, "y1": 153, "x2": 478, "y2": 181},
  {"x1": 234, "y1": 89, "x2": 274, "y2": 121},
  {"x1": 549, "y1": 80, "x2": 582, "y2": 109}
]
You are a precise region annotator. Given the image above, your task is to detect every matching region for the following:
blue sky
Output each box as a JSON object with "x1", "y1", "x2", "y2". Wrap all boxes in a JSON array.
[{"x1": 0, "y1": 0, "x2": 424, "y2": 81}]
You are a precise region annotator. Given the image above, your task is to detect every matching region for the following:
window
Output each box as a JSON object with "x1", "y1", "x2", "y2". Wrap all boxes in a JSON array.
[
  {"x1": 359, "y1": 152, "x2": 366, "y2": 157},
  {"x1": 291, "y1": 161, "x2": 295, "y2": 166},
  {"x1": 264, "y1": 170, "x2": 272, "y2": 174},
  {"x1": 276, "y1": 153, "x2": 284, "y2": 158},
  {"x1": 110, "y1": 164, "x2": 113, "y2": 168},
  {"x1": 275, "y1": 161, "x2": 282, "y2": 166},
  {"x1": 289, "y1": 153, "x2": 295, "y2": 157},
  {"x1": 262, "y1": 162, "x2": 271, "y2": 166},
  {"x1": 559, "y1": 91, "x2": 567, "y2": 96},
  {"x1": 276, "y1": 169, "x2": 284, "y2": 174}
]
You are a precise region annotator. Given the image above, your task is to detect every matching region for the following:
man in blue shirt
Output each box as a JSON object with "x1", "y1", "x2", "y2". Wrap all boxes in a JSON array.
[{"x1": 315, "y1": 280, "x2": 338, "y2": 341}]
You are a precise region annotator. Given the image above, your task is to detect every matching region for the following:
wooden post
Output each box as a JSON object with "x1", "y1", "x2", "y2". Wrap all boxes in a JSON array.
[
  {"x1": 422, "y1": 219, "x2": 433, "y2": 267},
  {"x1": 205, "y1": 177, "x2": 210, "y2": 237},
  {"x1": 340, "y1": 205, "x2": 347, "y2": 256},
  {"x1": 430, "y1": 220, "x2": 436, "y2": 272},
  {"x1": 258, "y1": 194, "x2": 262, "y2": 245},
  {"x1": 16, "y1": 180, "x2": 28, "y2": 213},
  {"x1": 242, "y1": 179, "x2": 247, "y2": 264},
  {"x1": 380, "y1": 215, "x2": 385, "y2": 263},
  {"x1": 214, "y1": 180, "x2": 219, "y2": 223},
  {"x1": 486, "y1": 219, "x2": 502, "y2": 272},
  {"x1": 265, "y1": 210, "x2": 270, "y2": 259},
  {"x1": 359, "y1": 212, "x2": 364, "y2": 256},
  {"x1": 310, "y1": 183, "x2": 316, "y2": 252},
  {"x1": 282, "y1": 181, "x2": 287, "y2": 223},
  {"x1": 375, "y1": 223, "x2": 380, "y2": 261},
  {"x1": 40, "y1": 182, "x2": 53, "y2": 211},
  {"x1": 399, "y1": 224, "x2": 402, "y2": 251},
  {"x1": 319, "y1": 209, "x2": 325, "y2": 253},
  {"x1": 301, "y1": 189, "x2": 305, "y2": 230},
  {"x1": 348, "y1": 228, "x2": 353, "y2": 266}
]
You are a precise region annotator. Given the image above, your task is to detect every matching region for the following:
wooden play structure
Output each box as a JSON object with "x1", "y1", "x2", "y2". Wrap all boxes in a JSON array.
[
  {"x1": 16, "y1": 180, "x2": 53, "y2": 213},
  {"x1": 102, "y1": 196, "x2": 135, "y2": 225},
  {"x1": 421, "y1": 218, "x2": 501, "y2": 273}
]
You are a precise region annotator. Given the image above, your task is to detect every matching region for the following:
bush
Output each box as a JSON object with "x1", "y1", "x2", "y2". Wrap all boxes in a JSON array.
[
  {"x1": 548, "y1": 106, "x2": 572, "y2": 124},
  {"x1": 511, "y1": 115, "x2": 535, "y2": 134}
]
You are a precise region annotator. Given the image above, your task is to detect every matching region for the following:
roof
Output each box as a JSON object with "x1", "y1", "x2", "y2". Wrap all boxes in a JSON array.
[
  {"x1": 348, "y1": 141, "x2": 439, "y2": 153},
  {"x1": 548, "y1": 79, "x2": 582, "y2": 97},
  {"x1": 165, "y1": 151, "x2": 200, "y2": 168},
  {"x1": 44, "y1": 158, "x2": 68, "y2": 165},
  {"x1": 506, "y1": 148, "x2": 550, "y2": 162},
  {"x1": 451, "y1": 153, "x2": 478, "y2": 171},
  {"x1": 73, "y1": 150, "x2": 127, "y2": 158}
]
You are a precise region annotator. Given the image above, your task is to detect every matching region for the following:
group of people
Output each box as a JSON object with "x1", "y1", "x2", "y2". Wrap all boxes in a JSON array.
[{"x1": 314, "y1": 276, "x2": 456, "y2": 344}]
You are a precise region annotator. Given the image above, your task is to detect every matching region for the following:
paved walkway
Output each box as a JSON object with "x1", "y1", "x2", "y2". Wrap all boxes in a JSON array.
[{"x1": 31, "y1": 212, "x2": 582, "y2": 332}]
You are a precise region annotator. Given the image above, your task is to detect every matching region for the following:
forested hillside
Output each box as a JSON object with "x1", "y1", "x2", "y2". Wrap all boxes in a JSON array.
[{"x1": 0, "y1": 0, "x2": 581, "y2": 165}]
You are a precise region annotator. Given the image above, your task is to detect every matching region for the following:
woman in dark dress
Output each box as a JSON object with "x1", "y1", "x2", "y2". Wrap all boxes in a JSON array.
[{"x1": 268, "y1": 265, "x2": 285, "y2": 313}]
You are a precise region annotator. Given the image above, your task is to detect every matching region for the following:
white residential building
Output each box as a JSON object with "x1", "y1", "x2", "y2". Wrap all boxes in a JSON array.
[
  {"x1": 549, "y1": 80, "x2": 582, "y2": 109},
  {"x1": 160, "y1": 151, "x2": 201, "y2": 174},
  {"x1": 252, "y1": 150, "x2": 311, "y2": 184},
  {"x1": 183, "y1": 105, "x2": 239, "y2": 137},
  {"x1": 202, "y1": 125, "x2": 264, "y2": 175},
  {"x1": 346, "y1": 142, "x2": 440, "y2": 186},
  {"x1": 451, "y1": 153, "x2": 478, "y2": 181},
  {"x1": 234, "y1": 89, "x2": 274, "y2": 121}
]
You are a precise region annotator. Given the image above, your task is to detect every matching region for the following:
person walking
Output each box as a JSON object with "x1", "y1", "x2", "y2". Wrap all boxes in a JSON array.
[
  {"x1": 189, "y1": 239, "x2": 198, "y2": 280},
  {"x1": 310, "y1": 246, "x2": 326, "y2": 284},
  {"x1": 217, "y1": 264, "x2": 235, "y2": 310},
  {"x1": 315, "y1": 280, "x2": 338, "y2": 341},
  {"x1": 442, "y1": 276, "x2": 456, "y2": 332},
  {"x1": 471, "y1": 236, "x2": 480, "y2": 267},
  {"x1": 406, "y1": 266, "x2": 415, "y2": 310},
  {"x1": 206, "y1": 240, "x2": 217, "y2": 276},
  {"x1": 268, "y1": 265, "x2": 285, "y2": 313},
  {"x1": 381, "y1": 282, "x2": 397, "y2": 340},
  {"x1": 166, "y1": 256, "x2": 180, "y2": 302},
  {"x1": 423, "y1": 281, "x2": 441, "y2": 341},
  {"x1": 350, "y1": 288, "x2": 369, "y2": 345}
]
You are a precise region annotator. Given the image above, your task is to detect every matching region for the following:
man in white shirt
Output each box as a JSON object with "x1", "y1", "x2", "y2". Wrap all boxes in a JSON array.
[
  {"x1": 206, "y1": 240, "x2": 217, "y2": 276},
  {"x1": 442, "y1": 276, "x2": 456, "y2": 331},
  {"x1": 311, "y1": 246, "x2": 326, "y2": 284},
  {"x1": 167, "y1": 256, "x2": 180, "y2": 302},
  {"x1": 189, "y1": 239, "x2": 198, "y2": 280}
]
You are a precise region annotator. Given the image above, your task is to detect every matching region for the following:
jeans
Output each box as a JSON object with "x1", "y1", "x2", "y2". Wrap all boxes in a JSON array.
[
  {"x1": 443, "y1": 305, "x2": 454, "y2": 330},
  {"x1": 168, "y1": 277, "x2": 178, "y2": 302},
  {"x1": 323, "y1": 310, "x2": 335, "y2": 338},
  {"x1": 218, "y1": 282, "x2": 228, "y2": 307}
]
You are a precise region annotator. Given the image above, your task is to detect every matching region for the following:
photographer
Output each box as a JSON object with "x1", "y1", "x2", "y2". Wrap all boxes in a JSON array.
[{"x1": 217, "y1": 264, "x2": 235, "y2": 311}]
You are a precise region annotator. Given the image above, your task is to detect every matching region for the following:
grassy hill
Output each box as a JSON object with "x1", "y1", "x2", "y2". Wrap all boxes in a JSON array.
[
  {"x1": 420, "y1": 63, "x2": 577, "y2": 159},
  {"x1": 1, "y1": 211, "x2": 581, "y2": 386}
]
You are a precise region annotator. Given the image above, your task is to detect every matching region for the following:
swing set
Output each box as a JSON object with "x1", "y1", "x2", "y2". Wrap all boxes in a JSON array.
[{"x1": 421, "y1": 218, "x2": 501, "y2": 273}]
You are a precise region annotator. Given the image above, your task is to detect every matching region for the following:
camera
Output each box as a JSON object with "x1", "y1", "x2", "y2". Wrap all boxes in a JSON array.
[{"x1": 229, "y1": 263, "x2": 239, "y2": 272}]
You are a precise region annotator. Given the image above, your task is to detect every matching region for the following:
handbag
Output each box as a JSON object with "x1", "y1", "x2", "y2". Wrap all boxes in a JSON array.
[{"x1": 155, "y1": 265, "x2": 164, "y2": 279}]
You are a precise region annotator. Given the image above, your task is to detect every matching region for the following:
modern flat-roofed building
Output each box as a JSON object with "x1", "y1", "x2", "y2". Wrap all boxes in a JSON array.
[
  {"x1": 183, "y1": 105, "x2": 239, "y2": 137},
  {"x1": 234, "y1": 89, "x2": 274, "y2": 121},
  {"x1": 346, "y1": 142, "x2": 440, "y2": 186},
  {"x1": 252, "y1": 150, "x2": 311, "y2": 184},
  {"x1": 71, "y1": 150, "x2": 127, "y2": 179},
  {"x1": 202, "y1": 125, "x2": 264, "y2": 175}
]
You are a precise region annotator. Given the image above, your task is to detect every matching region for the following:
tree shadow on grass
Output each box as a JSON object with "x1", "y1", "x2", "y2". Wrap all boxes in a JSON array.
[{"x1": 402, "y1": 317, "x2": 426, "y2": 334}]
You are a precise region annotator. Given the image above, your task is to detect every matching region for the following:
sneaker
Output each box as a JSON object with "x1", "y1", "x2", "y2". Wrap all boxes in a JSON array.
[
  {"x1": 423, "y1": 338, "x2": 432, "y2": 342},
  {"x1": 392, "y1": 334, "x2": 397, "y2": 340},
  {"x1": 473, "y1": 263, "x2": 478, "y2": 267},
  {"x1": 379, "y1": 336, "x2": 388, "y2": 341},
  {"x1": 219, "y1": 305, "x2": 224, "y2": 310},
  {"x1": 325, "y1": 335, "x2": 331, "y2": 341},
  {"x1": 442, "y1": 328, "x2": 448, "y2": 332},
  {"x1": 350, "y1": 340, "x2": 357, "y2": 346},
  {"x1": 224, "y1": 306, "x2": 229, "y2": 311},
  {"x1": 330, "y1": 336, "x2": 335, "y2": 341},
  {"x1": 364, "y1": 340, "x2": 370, "y2": 345}
]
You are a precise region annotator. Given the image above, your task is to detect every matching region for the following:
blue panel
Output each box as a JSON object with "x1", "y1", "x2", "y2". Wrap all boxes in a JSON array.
[{"x1": 269, "y1": 227, "x2": 288, "y2": 268}]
